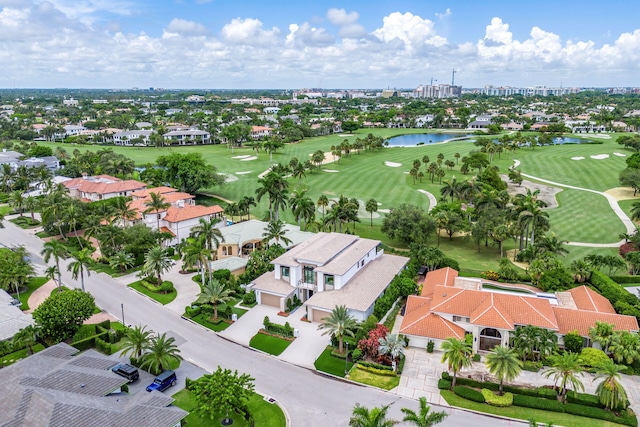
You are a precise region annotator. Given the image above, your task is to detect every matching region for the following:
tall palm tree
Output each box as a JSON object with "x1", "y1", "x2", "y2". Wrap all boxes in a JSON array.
[
  {"x1": 121, "y1": 325, "x2": 154, "y2": 359},
  {"x1": 485, "y1": 345, "x2": 522, "y2": 395},
  {"x1": 143, "y1": 246, "x2": 172, "y2": 284},
  {"x1": 263, "y1": 220, "x2": 293, "y2": 246},
  {"x1": 255, "y1": 171, "x2": 289, "y2": 221},
  {"x1": 440, "y1": 337, "x2": 472, "y2": 388},
  {"x1": 190, "y1": 217, "x2": 224, "y2": 252},
  {"x1": 9, "y1": 190, "x2": 25, "y2": 217},
  {"x1": 239, "y1": 195, "x2": 256, "y2": 221},
  {"x1": 196, "y1": 279, "x2": 233, "y2": 320},
  {"x1": 109, "y1": 251, "x2": 135, "y2": 273},
  {"x1": 543, "y1": 352, "x2": 585, "y2": 402},
  {"x1": 67, "y1": 247, "x2": 93, "y2": 292},
  {"x1": 401, "y1": 397, "x2": 448, "y2": 427},
  {"x1": 112, "y1": 196, "x2": 137, "y2": 227},
  {"x1": 144, "y1": 191, "x2": 170, "y2": 231},
  {"x1": 140, "y1": 332, "x2": 183, "y2": 375},
  {"x1": 365, "y1": 199, "x2": 378, "y2": 226},
  {"x1": 317, "y1": 305, "x2": 356, "y2": 354},
  {"x1": 182, "y1": 236, "x2": 212, "y2": 284},
  {"x1": 40, "y1": 239, "x2": 66, "y2": 290},
  {"x1": 378, "y1": 334, "x2": 406, "y2": 371},
  {"x1": 317, "y1": 194, "x2": 329, "y2": 224},
  {"x1": 595, "y1": 359, "x2": 628, "y2": 411},
  {"x1": 44, "y1": 265, "x2": 59, "y2": 289},
  {"x1": 349, "y1": 404, "x2": 398, "y2": 427},
  {"x1": 63, "y1": 201, "x2": 83, "y2": 248},
  {"x1": 24, "y1": 196, "x2": 38, "y2": 221}
]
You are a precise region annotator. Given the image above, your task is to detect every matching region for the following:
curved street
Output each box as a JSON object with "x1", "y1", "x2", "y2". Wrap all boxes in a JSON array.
[{"x1": 0, "y1": 220, "x2": 525, "y2": 427}]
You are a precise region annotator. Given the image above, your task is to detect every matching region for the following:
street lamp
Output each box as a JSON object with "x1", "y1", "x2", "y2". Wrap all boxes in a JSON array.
[
  {"x1": 121, "y1": 303, "x2": 125, "y2": 327},
  {"x1": 344, "y1": 342, "x2": 349, "y2": 376}
]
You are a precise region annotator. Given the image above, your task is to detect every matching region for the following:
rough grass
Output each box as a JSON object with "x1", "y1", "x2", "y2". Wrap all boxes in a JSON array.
[
  {"x1": 441, "y1": 390, "x2": 624, "y2": 427},
  {"x1": 347, "y1": 365, "x2": 400, "y2": 390},
  {"x1": 314, "y1": 346, "x2": 354, "y2": 378},
  {"x1": 249, "y1": 332, "x2": 293, "y2": 356},
  {"x1": 128, "y1": 280, "x2": 177, "y2": 305},
  {"x1": 172, "y1": 389, "x2": 286, "y2": 427}
]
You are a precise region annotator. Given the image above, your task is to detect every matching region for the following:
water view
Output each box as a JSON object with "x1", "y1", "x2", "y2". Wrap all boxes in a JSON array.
[{"x1": 386, "y1": 133, "x2": 473, "y2": 147}]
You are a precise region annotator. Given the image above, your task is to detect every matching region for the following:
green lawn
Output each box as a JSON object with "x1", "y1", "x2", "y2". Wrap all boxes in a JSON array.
[
  {"x1": 128, "y1": 280, "x2": 177, "y2": 305},
  {"x1": 441, "y1": 390, "x2": 627, "y2": 427},
  {"x1": 1, "y1": 344, "x2": 45, "y2": 366},
  {"x1": 348, "y1": 365, "x2": 400, "y2": 390},
  {"x1": 9, "y1": 216, "x2": 41, "y2": 228},
  {"x1": 249, "y1": 332, "x2": 293, "y2": 356},
  {"x1": 314, "y1": 346, "x2": 354, "y2": 377},
  {"x1": 172, "y1": 388, "x2": 286, "y2": 427},
  {"x1": 13, "y1": 276, "x2": 48, "y2": 310},
  {"x1": 189, "y1": 313, "x2": 233, "y2": 332}
]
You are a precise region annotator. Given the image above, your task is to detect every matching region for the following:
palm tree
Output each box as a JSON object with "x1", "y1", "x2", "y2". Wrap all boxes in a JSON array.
[
  {"x1": 121, "y1": 325, "x2": 153, "y2": 359},
  {"x1": 401, "y1": 396, "x2": 448, "y2": 427},
  {"x1": 317, "y1": 194, "x2": 329, "y2": 224},
  {"x1": 290, "y1": 191, "x2": 315, "y2": 230},
  {"x1": 112, "y1": 196, "x2": 137, "y2": 227},
  {"x1": 239, "y1": 195, "x2": 256, "y2": 221},
  {"x1": 263, "y1": 220, "x2": 293, "y2": 246},
  {"x1": 67, "y1": 247, "x2": 93, "y2": 292},
  {"x1": 143, "y1": 246, "x2": 172, "y2": 284},
  {"x1": 109, "y1": 251, "x2": 135, "y2": 273},
  {"x1": 182, "y1": 236, "x2": 212, "y2": 284},
  {"x1": 144, "y1": 191, "x2": 170, "y2": 231},
  {"x1": 9, "y1": 190, "x2": 25, "y2": 217},
  {"x1": 24, "y1": 196, "x2": 38, "y2": 221},
  {"x1": 589, "y1": 321, "x2": 615, "y2": 354},
  {"x1": 365, "y1": 199, "x2": 378, "y2": 226},
  {"x1": 44, "y1": 265, "x2": 59, "y2": 289},
  {"x1": 543, "y1": 352, "x2": 584, "y2": 402},
  {"x1": 63, "y1": 201, "x2": 84, "y2": 248},
  {"x1": 41, "y1": 239, "x2": 66, "y2": 290},
  {"x1": 378, "y1": 334, "x2": 406, "y2": 371},
  {"x1": 349, "y1": 404, "x2": 398, "y2": 427},
  {"x1": 190, "y1": 217, "x2": 224, "y2": 252},
  {"x1": 12, "y1": 325, "x2": 40, "y2": 355},
  {"x1": 608, "y1": 330, "x2": 640, "y2": 365},
  {"x1": 485, "y1": 345, "x2": 522, "y2": 395},
  {"x1": 196, "y1": 279, "x2": 233, "y2": 320},
  {"x1": 595, "y1": 359, "x2": 628, "y2": 411},
  {"x1": 440, "y1": 337, "x2": 472, "y2": 388},
  {"x1": 140, "y1": 332, "x2": 183, "y2": 374},
  {"x1": 317, "y1": 305, "x2": 356, "y2": 354}
]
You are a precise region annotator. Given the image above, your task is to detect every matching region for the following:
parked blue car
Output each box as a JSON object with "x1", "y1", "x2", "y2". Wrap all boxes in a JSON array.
[{"x1": 146, "y1": 370, "x2": 177, "y2": 392}]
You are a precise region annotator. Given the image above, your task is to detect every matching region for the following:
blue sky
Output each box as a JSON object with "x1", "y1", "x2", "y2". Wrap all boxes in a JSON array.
[{"x1": 1, "y1": 0, "x2": 639, "y2": 88}]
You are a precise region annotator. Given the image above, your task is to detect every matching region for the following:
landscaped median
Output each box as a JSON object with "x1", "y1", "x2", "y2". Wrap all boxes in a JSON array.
[
  {"x1": 249, "y1": 316, "x2": 296, "y2": 356},
  {"x1": 128, "y1": 278, "x2": 177, "y2": 305},
  {"x1": 439, "y1": 372, "x2": 638, "y2": 427},
  {"x1": 182, "y1": 298, "x2": 248, "y2": 332}
]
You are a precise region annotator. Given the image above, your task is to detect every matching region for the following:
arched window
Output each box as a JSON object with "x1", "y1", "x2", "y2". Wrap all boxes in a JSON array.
[{"x1": 479, "y1": 328, "x2": 502, "y2": 352}]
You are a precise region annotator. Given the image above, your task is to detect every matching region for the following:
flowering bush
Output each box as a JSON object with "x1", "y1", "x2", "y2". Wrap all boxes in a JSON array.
[
  {"x1": 357, "y1": 324, "x2": 389, "y2": 360},
  {"x1": 481, "y1": 270, "x2": 500, "y2": 281}
]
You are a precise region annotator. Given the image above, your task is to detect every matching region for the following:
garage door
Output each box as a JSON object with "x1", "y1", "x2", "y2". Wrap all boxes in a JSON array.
[
  {"x1": 261, "y1": 293, "x2": 281, "y2": 308},
  {"x1": 311, "y1": 308, "x2": 331, "y2": 322}
]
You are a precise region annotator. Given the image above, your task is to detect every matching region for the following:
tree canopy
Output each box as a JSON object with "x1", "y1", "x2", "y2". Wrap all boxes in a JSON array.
[
  {"x1": 155, "y1": 152, "x2": 224, "y2": 194},
  {"x1": 32, "y1": 289, "x2": 95, "y2": 342},
  {"x1": 191, "y1": 367, "x2": 256, "y2": 423}
]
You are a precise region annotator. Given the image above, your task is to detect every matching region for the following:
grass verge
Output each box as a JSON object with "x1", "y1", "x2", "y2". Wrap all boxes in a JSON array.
[
  {"x1": 13, "y1": 276, "x2": 48, "y2": 310},
  {"x1": 348, "y1": 365, "x2": 400, "y2": 390},
  {"x1": 249, "y1": 332, "x2": 293, "y2": 356},
  {"x1": 9, "y1": 216, "x2": 41, "y2": 228},
  {"x1": 441, "y1": 390, "x2": 622, "y2": 427},
  {"x1": 128, "y1": 280, "x2": 177, "y2": 305},
  {"x1": 314, "y1": 346, "x2": 354, "y2": 378},
  {"x1": 1, "y1": 344, "x2": 45, "y2": 366}
]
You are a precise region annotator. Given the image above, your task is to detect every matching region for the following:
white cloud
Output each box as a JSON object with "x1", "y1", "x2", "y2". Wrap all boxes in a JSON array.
[
  {"x1": 435, "y1": 8, "x2": 451, "y2": 20},
  {"x1": 220, "y1": 17, "x2": 280, "y2": 45},
  {"x1": 165, "y1": 18, "x2": 208, "y2": 36},
  {"x1": 373, "y1": 12, "x2": 447, "y2": 49},
  {"x1": 286, "y1": 22, "x2": 334, "y2": 47},
  {"x1": 326, "y1": 8, "x2": 358, "y2": 26}
]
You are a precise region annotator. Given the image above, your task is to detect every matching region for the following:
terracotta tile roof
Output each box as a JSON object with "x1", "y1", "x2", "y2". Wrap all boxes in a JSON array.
[
  {"x1": 471, "y1": 294, "x2": 514, "y2": 330},
  {"x1": 159, "y1": 226, "x2": 175, "y2": 236},
  {"x1": 64, "y1": 177, "x2": 146, "y2": 196},
  {"x1": 163, "y1": 204, "x2": 223, "y2": 223},
  {"x1": 553, "y1": 307, "x2": 639, "y2": 336},
  {"x1": 131, "y1": 187, "x2": 177, "y2": 198},
  {"x1": 421, "y1": 267, "x2": 458, "y2": 298},
  {"x1": 400, "y1": 296, "x2": 465, "y2": 339},
  {"x1": 567, "y1": 286, "x2": 616, "y2": 313}
]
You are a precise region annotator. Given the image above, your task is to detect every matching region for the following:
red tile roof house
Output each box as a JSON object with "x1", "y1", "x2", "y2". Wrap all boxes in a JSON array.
[
  {"x1": 128, "y1": 187, "x2": 224, "y2": 247},
  {"x1": 63, "y1": 174, "x2": 147, "y2": 202},
  {"x1": 400, "y1": 267, "x2": 638, "y2": 353},
  {"x1": 250, "y1": 232, "x2": 409, "y2": 321}
]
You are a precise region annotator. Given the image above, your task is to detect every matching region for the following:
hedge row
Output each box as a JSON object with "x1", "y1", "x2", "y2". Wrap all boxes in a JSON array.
[
  {"x1": 512, "y1": 395, "x2": 637, "y2": 427},
  {"x1": 356, "y1": 364, "x2": 398, "y2": 377},
  {"x1": 441, "y1": 372, "x2": 557, "y2": 399},
  {"x1": 611, "y1": 276, "x2": 640, "y2": 284},
  {"x1": 590, "y1": 270, "x2": 640, "y2": 320},
  {"x1": 481, "y1": 389, "x2": 513, "y2": 407},
  {"x1": 358, "y1": 361, "x2": 394, "y2": 371},
  {"x1": 453, "y1": 386, "x2": 485, "y2": 403},
  {"x1": 263, "y1": 316, "x2": 294, "y2": 338},
  {"x1": 438, "y1": 379, "x2": 451, "y2": 390}
]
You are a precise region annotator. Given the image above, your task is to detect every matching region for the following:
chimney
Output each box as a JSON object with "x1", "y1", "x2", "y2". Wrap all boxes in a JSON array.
[{"x1": 81, "y1": 172, "x2": 88, "y2": 179}]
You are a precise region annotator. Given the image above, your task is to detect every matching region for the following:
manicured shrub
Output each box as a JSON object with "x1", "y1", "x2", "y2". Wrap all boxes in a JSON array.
[
  {"x1": 426, "y1": 340, "x2": 435, "y2": 353},
  {"x1": 242, "y1": 291, "x2": 256, "y2": 305},
  {"x1": 579, "y1": 347, "x2": 610, "y2": 369},
  {"x1": 512, "y1": 394, "x2": 565, "y2": 412},
  {"x1": 503, "y1": 386, "x2": 557, "y2": 399},
  {"x1": 351, "y1": 348, "x2": 363, "y2": 362},
  {"x1": 356, "y1": 364, "x2": 397, "y2": 377},
  {"x1": 358, "y1": 361, "x2": 393, "y2": 371},
  {"x1": 610, "y1": 275, "x2": 640, "y2": 284},
  {"x1": 97, "y1": 319, "x2": 111, "y2": 330},
  {"x1": 441, "y1": 371, "x2": 451, "y2": 380},
  {"x1": 472, "y1": 353, "x2": 481, "y2": 362},
  {"x1": 590, "y1": 270, "x2": 638, "y2": 307},
  {"x1": 566, "y1": 391, "x2": 604, "y2": 408},
  {"x1": 437, "y1": 379, "x2": 451, "y2": 390},
  {"x1": 482, "y1": 389, "x2": 513, "y2": 407},
  {"x1": 563, "y1": 330, "x2": 584, "y2": 353},
  {"x1": 522, "y1": 360, "x2": 542, "y2": 372},
  {"x1": 159, "y1": 281, "x2": 174, "y2": 293},
  {"x1": 453, "y1": 386, "x2": 485, "y2": 403},
  {"x1": 455, "y1": 377, "x2": 499, "y2": 392},
  {"x1": 564, "y1": 403, "x2": 638, "y2": 427}
]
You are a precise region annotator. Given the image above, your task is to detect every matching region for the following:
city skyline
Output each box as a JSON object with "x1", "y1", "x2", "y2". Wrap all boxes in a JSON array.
[{"x1": 1, "y1": 0, "x2": 639, "y2": 89}]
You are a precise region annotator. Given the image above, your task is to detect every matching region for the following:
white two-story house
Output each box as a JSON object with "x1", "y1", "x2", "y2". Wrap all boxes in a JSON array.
[{"x1": 250, "y1": 233, "x2": 409, "y2": 321}]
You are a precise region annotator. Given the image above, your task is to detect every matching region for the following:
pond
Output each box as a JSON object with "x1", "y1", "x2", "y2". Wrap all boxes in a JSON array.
[{"x1": 386, "y1": 133, "x2": 473, "y2": 147}]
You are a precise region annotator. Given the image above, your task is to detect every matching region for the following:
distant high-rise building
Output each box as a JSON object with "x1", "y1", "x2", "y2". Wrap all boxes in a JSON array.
[{"x1": 412, "y1": 84, "x2": 461, "y2": 99}]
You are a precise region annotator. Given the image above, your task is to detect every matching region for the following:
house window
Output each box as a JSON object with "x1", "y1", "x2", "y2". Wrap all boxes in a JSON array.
[
  {"x1": 222, "y1": 247, "x2": 227, "y2": 256},
  {"x1": 360, "y1": 260, "x2": 364, "y2": 267},
  {"x1": 281, "y1": 267, "x2": 290, "y2": 278},
  {"x1": 157, "y1": 214, "x2": 161, "y2": 219},
  {"x1": 452, "y1": 316, "x2": 470, "y2": 323},
  {"x1": 303, "y1": 266, "x2": 315, "y2": 284}
]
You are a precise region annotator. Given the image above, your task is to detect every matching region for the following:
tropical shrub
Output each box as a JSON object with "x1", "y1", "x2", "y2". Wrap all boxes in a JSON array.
[
  {"x1": 522, "y1": 361, "x2": 542, "y2": 372},
  {"x1": 482, "y1": 389, "x2": 513, "y2": 407},
  {"x1": 563, "y1": 330, "x2": 584, "y2": 353},
  {"x1": 437, "y1": 379, "x2": 451, "y2": 390},
  {"x1": 579, "y1": 347, "x2": 610, "y2": 369},
  {"x1": 512, "y1": 394, "x2": 565, "y2": 412},
  {"x1": 242, "y1": 291, "x2": 256, "y2": 305},
  {"x1": 453, "y1": 386, "x2": 485, "y2": 403},
  {"x1": 426, "y1": 340, "x2": 435, "y2": 353}
]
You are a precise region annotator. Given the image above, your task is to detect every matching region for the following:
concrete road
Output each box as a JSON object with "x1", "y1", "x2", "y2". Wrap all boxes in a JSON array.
[{"x1": 0, "y1": 221, "x2": 525, "y2": 427}]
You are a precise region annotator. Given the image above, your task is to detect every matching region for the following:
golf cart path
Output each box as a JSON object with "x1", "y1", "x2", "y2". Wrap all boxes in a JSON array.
[{"x1": 513, "y1": 159, "x2": 636, "y2": 247}]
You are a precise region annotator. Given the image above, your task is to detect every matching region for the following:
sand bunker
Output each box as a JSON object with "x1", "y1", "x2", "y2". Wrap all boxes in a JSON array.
[
  {"x1": 378, "y1": 209, "x2": 391, "y2": 214},
  {"x1": 614, "y1": 152, "x2": 627, "y2": 157},
  {"x1": 604, "y1": 187, "x2": 640, "y2": 201},
  {"x1": 502, "y1": 176, "x2": 562, "y2": 209},
  {"x1": 235, "y1": 171, "x2": 252, "y2": 175},
  {"x1": 222, "y1": 173, "x2": 238, "y2": 183},
  {"x1": 323, "y1": 169, "x2": 340, "y2": 173},
  {"x1": 385, "y1": 161, "x2": 402, "y2": 167},
  {"x1": 240, "y1": 156, "x2": 258, "y2": 161},
  {"x1": 232, "y1": 155, "x2": 251, "y2": 159},
  {"x1": 590, "y1": 154, "x2": 610, "y2": 160},
  {"x1": 571, "y1": 156, "x2": 585, "y2": 160},
  {"x1": 591, "y1": 134, "x2": 612, "y2": 139}
]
